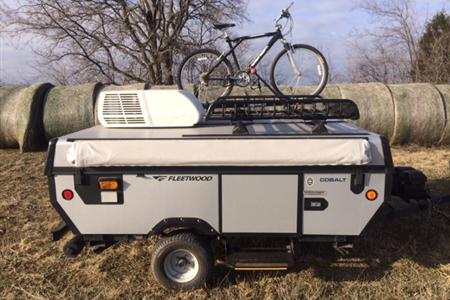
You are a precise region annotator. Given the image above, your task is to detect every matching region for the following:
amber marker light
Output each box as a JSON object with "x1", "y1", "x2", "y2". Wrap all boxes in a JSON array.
[
  {"x1": 98, "y1": 179, "x2": 119, "y2": 191},
  {"x1": 366, "y1": 190, "x2": 378, "y2": 201}
]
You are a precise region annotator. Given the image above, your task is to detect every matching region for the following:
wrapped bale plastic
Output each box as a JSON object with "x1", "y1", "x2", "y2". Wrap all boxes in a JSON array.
[
  {"x1": 43, "y1": 83, "x2": 102, "y2": 139},
  {"x1": 389, "y1": 83, "x2": 445, "y2": 145},
  {"x1": 0, "y1": 83, "x2": 54, "y2": 151},
  {"x1": 338, "y1": 83, "x2": 394, "y2": 140},
  {"x1": 435, "y1": 85, "x2": 450, "y2": 145},
  {"x1": 95, "y1": 83, "x2": 150, "y2": 125}
]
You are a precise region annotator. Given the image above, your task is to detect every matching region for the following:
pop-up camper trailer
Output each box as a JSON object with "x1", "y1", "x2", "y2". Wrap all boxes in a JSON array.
[{"x1": 46, "y1": 90, "x2": 450, "y2": 290}]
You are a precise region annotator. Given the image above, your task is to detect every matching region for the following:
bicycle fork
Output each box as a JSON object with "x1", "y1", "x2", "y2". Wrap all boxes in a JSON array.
[{"x1": 286, "y1": 47, "x2": 302, "y2": 78}]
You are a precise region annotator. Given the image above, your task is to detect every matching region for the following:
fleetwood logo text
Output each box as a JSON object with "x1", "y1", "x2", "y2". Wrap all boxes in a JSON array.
[{"x1": 150, "y1": 175, "x2": 213, "y2": 182}]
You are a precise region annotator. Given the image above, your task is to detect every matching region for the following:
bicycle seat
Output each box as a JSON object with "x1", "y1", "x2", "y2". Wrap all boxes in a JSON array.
[{"x1": 213, "y1": 23, "x2": 236, "y2": 30}]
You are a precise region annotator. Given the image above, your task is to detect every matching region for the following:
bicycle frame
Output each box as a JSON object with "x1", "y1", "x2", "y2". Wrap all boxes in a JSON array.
[{"x1": 205, "y1": 28, "x2": 287, "y2": 78}]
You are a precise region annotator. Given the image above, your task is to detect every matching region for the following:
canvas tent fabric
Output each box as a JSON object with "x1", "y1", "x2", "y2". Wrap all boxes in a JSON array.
[{"x1": 66, "y1": 138, "x2": 372, "y2": 167}]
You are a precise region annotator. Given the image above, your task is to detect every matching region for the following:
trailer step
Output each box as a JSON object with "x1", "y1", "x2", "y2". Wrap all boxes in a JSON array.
[{"x1": 225, "y1": 250, "x2": 295, "y2": 271}]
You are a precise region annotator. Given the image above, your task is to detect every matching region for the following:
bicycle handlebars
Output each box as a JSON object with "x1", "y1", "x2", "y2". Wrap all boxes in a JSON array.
[{"x1": 275, "y1": 2, "x2": 294, "y2": 27}]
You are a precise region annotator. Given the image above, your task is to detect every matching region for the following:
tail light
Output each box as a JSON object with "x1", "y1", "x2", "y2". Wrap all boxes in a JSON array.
[{"x1": 62, "y1": 189, "x2": 74, "y2": 200}]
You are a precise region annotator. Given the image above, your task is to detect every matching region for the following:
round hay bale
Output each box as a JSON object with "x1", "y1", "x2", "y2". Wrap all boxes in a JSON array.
[
  {"x1": 95, "y1": 83, "x2": 150, "y2": 125},
  {"x1": 102, "y1": 83, "x2": 150, "y2": 92},
  {"x1": 389, "y1": 83, "x2": 445, "y2": 145},
  {"x1": 151, "y1": 85, "x2": 178, "y2": 90},
  {"x1": 0, "y1": 83, "x2": 54, "y2": 151},
  {"x1": 435, "y1": 85, "x2": 450, "y2": 145},
  {"x1": 0, "y1": 86, "x2": 23, "y2": 147},
  {"x1": 320, "y1": 85, "x2": 342, "y2": 99},
  {"x1": 338, "y1": 83, "x2": 394, "y2": 140},
  {"x1": 43, "y1": 83, "x2": 102, "y2": 139}
]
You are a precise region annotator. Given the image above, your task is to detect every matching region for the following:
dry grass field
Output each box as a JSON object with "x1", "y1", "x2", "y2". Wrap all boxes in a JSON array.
[{"x1": 0, "y1": 147, "x2": 449, "y2": 299}]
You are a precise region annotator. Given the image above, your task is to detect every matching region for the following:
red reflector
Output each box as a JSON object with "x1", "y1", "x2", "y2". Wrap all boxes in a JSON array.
[
  {"x1": 62, "y1": 189, "x2": 74, "y2": 200},
  {"x1": 250, "y1": 67, "x2": 257, "y2": 74}
]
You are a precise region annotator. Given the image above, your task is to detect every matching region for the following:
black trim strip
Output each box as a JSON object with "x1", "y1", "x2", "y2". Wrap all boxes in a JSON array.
[
  {"x1": 381, "y1": 135, "x2": 394, "y2": 203},
  {"x1": 182, "y1": 133, "x2": 370, "y2": 138},
  {"x1": 44, "y1": 138, "x2": 58, "y2": 176},
  {"x1": 66, "y1": 135, "x2": 370, "y2": 141},
  {"x1": 51, "y1": 165, "x2": 387, "y2": 176},
  {"x1": 218, "y1": 174, "x2": 223, "y2": 233},
  {"x1": 297, "y1": 174, "x2": 304, "y2": 235},
  {"x1": 48, "y1": 176, "x2": 81, "y2": 235}
]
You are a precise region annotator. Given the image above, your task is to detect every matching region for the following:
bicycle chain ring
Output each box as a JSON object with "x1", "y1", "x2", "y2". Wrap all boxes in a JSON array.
[{"x1": 234, "y1": 71, "x2": 251, "y2": 87}]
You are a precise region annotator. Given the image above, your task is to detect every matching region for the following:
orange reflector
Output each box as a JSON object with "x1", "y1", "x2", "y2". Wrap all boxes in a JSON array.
[
  {"x1": 99, "y1": 180, "x2": 119, "y2": 191},
  {"x1": 366, "y1": 190, "x2": 378, "y2": 201}
]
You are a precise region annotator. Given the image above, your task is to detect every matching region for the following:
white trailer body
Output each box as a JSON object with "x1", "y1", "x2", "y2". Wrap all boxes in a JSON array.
[{"x1": 46, "y1": 121, "x2": 392, "y2": 239}]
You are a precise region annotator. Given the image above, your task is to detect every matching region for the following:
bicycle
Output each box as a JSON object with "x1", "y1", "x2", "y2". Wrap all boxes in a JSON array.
[{"x1": 177, "y1": 2, "x2": 329, "y2": 103}]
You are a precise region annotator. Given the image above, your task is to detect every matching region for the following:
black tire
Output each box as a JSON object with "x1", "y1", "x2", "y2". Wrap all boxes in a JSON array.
[
  {"x1": 177, "y1": 49, "x2": 234, "y2": 103},
  {"x1": 270, "y1": 44, "x2": 329, "y2": 96},
  {"x1": 151, "y1": 233, "x2": 214, "y2": 291}
]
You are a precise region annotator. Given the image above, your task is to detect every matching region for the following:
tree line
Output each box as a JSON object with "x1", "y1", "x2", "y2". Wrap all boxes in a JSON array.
[
  {"x1": 349, "y1": 0, "x2": 450, "y2": 84},
  {"x1": 1, "y1": 0, "x2": 449, "y2": 86}
]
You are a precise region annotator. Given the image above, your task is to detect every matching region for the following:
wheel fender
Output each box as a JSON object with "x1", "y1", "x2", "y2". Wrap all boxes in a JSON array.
[{"x1": 151, "y1": 218, "x2": 219, "y2": 236}]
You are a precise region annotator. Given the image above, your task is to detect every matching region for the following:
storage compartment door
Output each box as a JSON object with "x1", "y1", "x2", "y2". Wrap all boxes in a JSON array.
[{"x1": 221, "y1": 175, "x2": 299, "y2": 233}]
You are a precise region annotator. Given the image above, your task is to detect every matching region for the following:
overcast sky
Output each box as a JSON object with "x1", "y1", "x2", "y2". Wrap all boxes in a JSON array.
[{"x1": 1, "y1": 0, "x2": 449, "y2": 84}]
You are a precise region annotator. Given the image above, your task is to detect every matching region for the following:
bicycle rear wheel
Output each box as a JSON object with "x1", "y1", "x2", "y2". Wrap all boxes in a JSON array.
[
  {"x1": 177, "y1": 49, "x2": 234, "y2": 103},
  {"x1": 270, "y1": 44, "x2": 328, "y2": 97}
]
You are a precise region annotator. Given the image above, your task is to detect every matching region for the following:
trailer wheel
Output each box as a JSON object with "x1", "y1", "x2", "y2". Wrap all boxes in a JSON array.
[{"x1": 151, "y1": 233, "x2": 213, "y2": 290}]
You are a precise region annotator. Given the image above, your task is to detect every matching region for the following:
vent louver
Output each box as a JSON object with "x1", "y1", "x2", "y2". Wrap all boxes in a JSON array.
[{"x1": 102, "y1": 93, "x2": 146, "y2": 125}]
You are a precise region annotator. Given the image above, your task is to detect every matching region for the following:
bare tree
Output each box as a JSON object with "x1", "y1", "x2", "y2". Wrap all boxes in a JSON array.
[
  {"x1": 348, "y1": 0, "x2": 420, "y2": 83},
  {"x1": 348, "y1": 41, "x2": 412, "y2": 83},
  {"x1": 0, "y1": 0, "x2": 247, "y2": 85}
]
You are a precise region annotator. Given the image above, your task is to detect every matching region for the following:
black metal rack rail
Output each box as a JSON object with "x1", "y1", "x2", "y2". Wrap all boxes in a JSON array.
[{"x1": 204, "y1": 95, "x2": 360, "y2": 122}]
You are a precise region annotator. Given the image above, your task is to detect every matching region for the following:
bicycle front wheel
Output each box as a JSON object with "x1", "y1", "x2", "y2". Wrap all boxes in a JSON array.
[
  {"x1": 270, "y1": 44, "x2": 328, "y2": 97},
  {"x1": 177, "y1": 49, "x2": 234, "y2": 103}
]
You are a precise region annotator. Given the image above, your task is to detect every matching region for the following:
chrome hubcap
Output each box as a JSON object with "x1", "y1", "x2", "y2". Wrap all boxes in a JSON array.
[{"x1": 163, "y1": 249, "x2": 199, "y2": 283}]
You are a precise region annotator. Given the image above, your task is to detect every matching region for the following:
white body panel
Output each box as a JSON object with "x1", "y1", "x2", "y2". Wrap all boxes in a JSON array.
[
  {"x1": 303, "y1": 173, "x2": 385, "y2": 235},
  {"x1": 221, "y1": 175, "x2": 298, "y2": 233},
  {"x1": 55, "y1": 174, "x2": 219, "y2": 234}
]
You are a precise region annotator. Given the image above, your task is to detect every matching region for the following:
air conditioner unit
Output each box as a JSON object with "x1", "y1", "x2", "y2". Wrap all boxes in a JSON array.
[{"x1": 97, "y1": 89, "x2": 205, "y2": 128}]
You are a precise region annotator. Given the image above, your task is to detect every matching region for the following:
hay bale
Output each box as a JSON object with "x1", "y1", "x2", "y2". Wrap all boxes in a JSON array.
[
  {"x1": 151, "y1": 85, "x2": 178, "y2": 90},
  {"x1": 102, "y1": 83, "x2": 150, "y2": 92},
  {"x1": 338, "y1": 83, "x2": 394, "y2": 140},
  {"x1": 95, "y1": 83, "x2": 150, "y2": 125},
  {"x1": 435, "y1": 85, "x2": 450, "y2": 145},
  {"x1": 389, "y1": 83, "x2": 446, "y2": 145},
  {"x1": 320, "y1": 85, "x2": 342, "y2": 99},
  {"x1": 43, "y1": 83, "x2": 102, "y2": 139},
  {"x1": 0, "y1": 86, "x2": 23, "y2": 148},
  {"x1": 0, "y1": 83, "x2": 54, "y2": 151}
]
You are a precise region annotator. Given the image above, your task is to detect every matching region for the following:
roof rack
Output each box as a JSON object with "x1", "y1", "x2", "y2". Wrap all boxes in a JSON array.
[{"x1": 204, "y1": 95, "x2": 360, "y2": 122}]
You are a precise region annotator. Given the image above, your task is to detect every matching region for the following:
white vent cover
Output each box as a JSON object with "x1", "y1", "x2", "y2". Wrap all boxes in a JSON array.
[{"x1": 98, "y1": 89, "x2": 204, "y2": 128}]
